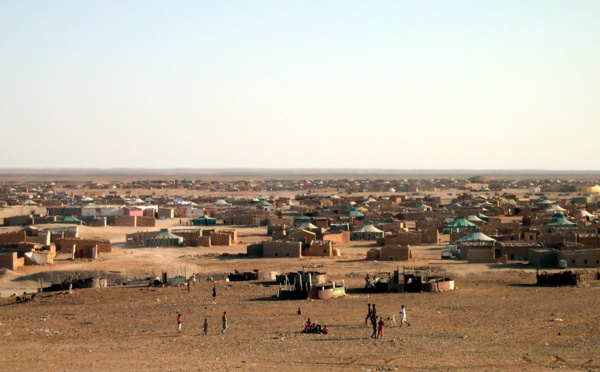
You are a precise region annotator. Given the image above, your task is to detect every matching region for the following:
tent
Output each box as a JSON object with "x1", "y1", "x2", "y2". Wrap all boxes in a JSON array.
[
  {"x1": 456, "y1": 230, "x2": 496, "y2": 243},
  {"x1": 544, "y1": 204, "x2": 566, "y2": 213},
  {"x1": 54, "y1": 215, "x2": 86, "y2": 225},
  {"x1": 292, "y1": 221, "x2": 318, "y2": 231},
  {"x1": 347, "y1": 208, "x2": 364, "y2": 218},
  {"x1": 192, "y1": 215, "x2": 217, "y2": 226},
  {"x1": 476, "y1": 212, "x2": 490, "y2": 222},
  {"x1": 467, "y1": 215, "x2": 483, "y2": 223},
  {"x1": 351, "y1": 224, "x2": 384, "y2": 241},
  {"x1": 146, "y1": 229, "x2": 183, "y2": 247},
  {"x1": 443, "y1": 216, "x2": 476, "y2": 233},
  {"x1": 545, "y1": 213, "x2": 577, "y2": 226}
]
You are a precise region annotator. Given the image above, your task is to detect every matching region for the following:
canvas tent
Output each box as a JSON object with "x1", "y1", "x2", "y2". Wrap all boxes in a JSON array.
[
  {"x1": 456, "y1": 229, "x2": 497, "y2": 243},
  {"x1": 54, "y1": 215, "x2": 86, "y2": 225},
  {"x1": 293, "y1": 221, "x2": 318, "y2": 231},
  {"x1": 146, "y1": 229, "x2": 183, "y2": 247},
  {"x1": 545, "y1": 213, "x2": 577, "y2": 226},
  {"x1": 351, "y1": 224, "x2": 384, "y2": 241},
  {"x1": 192, "y1": 215, "x2": 217, "y2": 226},
  {"x1": 347, "y1": 208, "x2": 364, "y2": 218},
  {"x1": 443, "y1": 216, "x2": 476, "y2": 233}
]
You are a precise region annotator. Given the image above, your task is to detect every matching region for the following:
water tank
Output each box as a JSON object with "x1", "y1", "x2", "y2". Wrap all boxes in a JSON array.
[{"x1": 558, "y1": 260, "x2": 568, "y2": 269}]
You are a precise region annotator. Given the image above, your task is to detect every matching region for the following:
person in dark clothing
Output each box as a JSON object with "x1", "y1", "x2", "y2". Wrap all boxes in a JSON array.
[
  {"x1": 212, "y1": 285, "x2": 217, "y2": 301},
  {"x1": 371, "y1": 304, "x2": 377, "y2": 319},
  {"x1": 364, "y1": 303, "x2": 372, "y2": 325},
  {"x1": 370, "y1": 313, "x2": 378, "y2": 338}
]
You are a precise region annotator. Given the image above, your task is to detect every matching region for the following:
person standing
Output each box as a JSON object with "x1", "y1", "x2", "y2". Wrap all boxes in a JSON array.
[
  {"x1": 377, "y1": 316, "x2": 385, "y2": 339},
  {"x1": 371, "y1": 304, "x2": 377, "y2": 319},
  {"x1": 370, "y1": 313, "x2": 378, "y2": 339},
  {"x1": 212, "y1": 285, "x2": 217, "y2": 302},
  {"x1": 222, "y1": 311, "x2": 228, "y2": 334},
  {"x1": 400, "y1": 305, "x2": 411, "y2": 327},
  {"x1": 203, "y1": 318, "x2": 208, "y2": 335},
  {"x1": 177, "y1": 313, "x2": 182, "y2": 333},
  {"x1": 364, "y1": 303, "x2": 372, "y2": 325},
  {"x1": 187, "y1": 281, "x2": 191, "y2": 293}
]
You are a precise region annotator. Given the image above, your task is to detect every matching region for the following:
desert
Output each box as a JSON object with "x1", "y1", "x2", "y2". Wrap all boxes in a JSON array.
[{"x1": 0, "y1": 172, "x2": 599, "y2": 371}]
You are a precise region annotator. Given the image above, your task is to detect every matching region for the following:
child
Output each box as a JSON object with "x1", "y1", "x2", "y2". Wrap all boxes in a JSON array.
[
  {"x1": 203, "y1": 318, "x2": 208, "y2": 335},
  {"x1": 177, "y1": 313, "x2": 182, "y2": 333}
]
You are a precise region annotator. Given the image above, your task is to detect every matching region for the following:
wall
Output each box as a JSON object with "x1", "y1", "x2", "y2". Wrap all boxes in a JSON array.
[
  {"x1": 303, "y1": 240, "x2": 333, "y2": 257},
  {"x1": 136, "y1": 216, "x2": 156, "y2": 227},
  {"x1": 88, "y1": 217, "x2": 107, "y2": 227},
  {"x1": 322, "y1": 231, "x2": 350, "y2": 243},
  {"x1": 528, "y1": 249, "x2": 558, "y2": 268},
  {"x1": 0, "y1": 231, "x2": 27, "y2": 244},
  {"x1": 0, "y1": 206, "x2": 47, "y2": 219},
  {"x1": 366, "y1": 248, "x2": 381, "y2": 260},
  {"x1": 157, "y1": 208, "x2": 175, "y2": 219},
  {"x1": 0, "y1": 252, "x2": 24, "y2": 270},
  {"x1": 198, "y1": 236, "x2": 211, "y2": 247},
  {"x1": 558, "y1": 249, "x2": 600, "y2": 268},
  {"x1": 115, "y1": 216, "x2": 137, "y2": 227},
  {"x1": 56, "y1": 238, "x2": 111, "y2": 254},
  {"x1": 210, "y1": 232, "x2": 232, "y2": 246},
  {"x1": 262, "y1": 240, "x2": 302, "y2": 258},
  {"x1": 420, "y1": 228, "x2": 440, "y2": 244},
  {"x1": 467, "y1": 248, "x2": 495, "y2": 263},
  {"x1": 380, "y1": 245, "x2": 412, "y2": 261}
]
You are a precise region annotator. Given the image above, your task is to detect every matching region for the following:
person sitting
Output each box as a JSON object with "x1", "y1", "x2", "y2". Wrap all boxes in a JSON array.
[
  {"x1": 313, "y1": 324, "x2": 322, "y2": 333},
  {"x1": 304, "y1": 318, "x2": 312, "y2": 332},
  {"x1": 322, "y1": 325, "x2": 329, "y2": 335}
]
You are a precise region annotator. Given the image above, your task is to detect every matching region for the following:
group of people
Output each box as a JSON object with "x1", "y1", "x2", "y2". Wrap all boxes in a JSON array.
[
  {"x1": 365, "y1": 303, "x2": 411, "y2": 339},
  {"x1": 176, "y1": 310, "x2": 228, "y2": 335},
  {"x1": 303, "y1": 318, "x2": 329, "y2": 334}
]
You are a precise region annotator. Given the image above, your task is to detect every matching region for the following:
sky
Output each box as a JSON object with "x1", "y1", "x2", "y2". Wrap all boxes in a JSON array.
[{"x1": 1, "y1": 1, "x2": 599, "y2": 170}]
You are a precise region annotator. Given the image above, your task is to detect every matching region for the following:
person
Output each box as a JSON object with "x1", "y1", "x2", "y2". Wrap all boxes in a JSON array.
[
  {"x1": 177, "y1": 313, "x2": 182, "y2": 333},
  {"x1": 371, "y1": 304, "x2": 377, "y2": 319},
  {"x1": 400, "y1": 305, "x2": 411, "y2": 327},
  {"x1": 322, "y1": 325, "x2": 329, "y2": 335},
  {"x1": 297, "y1": 307, "x2": 302, "y2": 315},
  {"x1": 222, "y1": 311, "x2": 228, "y2": 334},
  {"x1": 370, "y1": 313, "x2": 378, "y2": 339},
  {"x1": 365, "y1": 274, "x2": 372, "y2": 289},
  {"x1": 203, "y1": 318, "x2": 208, "y2": 335},
  {"x1": 187, "y1": 281, "x2": 191, "y2": 293},
  {"x1": 377, "y1": 316, "x2": 385, "y2": 339},
  {"x1": 364, "y1": 303, "x2": 372, "y2": 325},
  {"x1": 212, "y1": 285, "x2": 217, "y2": 301},
  {"x1": 305, "y1": 318, "x2": 312, "y2": 332}
]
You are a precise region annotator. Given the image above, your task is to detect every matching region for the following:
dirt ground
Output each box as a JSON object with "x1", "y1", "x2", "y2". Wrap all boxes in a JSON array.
[{"x1": 1, "y1": 218, "x2": 600, "y2": 371}]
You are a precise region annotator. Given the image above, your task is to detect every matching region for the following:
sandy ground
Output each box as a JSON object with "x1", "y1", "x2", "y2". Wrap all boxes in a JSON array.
[{"x1": 1, "y1": 218, "x2": 600, "y2": 371}]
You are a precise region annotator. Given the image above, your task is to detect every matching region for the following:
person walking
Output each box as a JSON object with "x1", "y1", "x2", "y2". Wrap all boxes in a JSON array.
[
  {"x1": 370, "y1": 313, "x2": 378, "y2": 339},
  {"x1": 187, "y1": 281, "x2": 191, "y2": 293},
  {"x1": 400, "y1": 305, "x2": 411, "y2": 327},
  {"x1": 212, "y1": 285, "x2": 217, "y2": 302},
  {"x1": 371, "y1": 304, "x2": 377, "y2": 319},
  {"x1": 364, "y1": 303, "x2": 372, "y2": 325},
  {"x1": 377, "y1": 316, "x2": 385, "y2": 339},
  {"x1": 177, "y1": 313, "x2": 182, "y2": 333},
  {"x1": 221, "y1": 311, "x2": 228, "y2": 334},
  {"x1": 203, "y1": 318, "x2": 208, "y2": 335}
]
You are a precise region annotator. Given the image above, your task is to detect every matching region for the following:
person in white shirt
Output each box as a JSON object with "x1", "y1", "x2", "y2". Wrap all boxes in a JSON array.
[{"x1": 400, "y1": 305, "x2": 411, "y2": 327}]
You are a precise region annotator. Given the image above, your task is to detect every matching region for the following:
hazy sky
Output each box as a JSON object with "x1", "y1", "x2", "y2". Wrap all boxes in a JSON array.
[{"x1": 1, "y1": 1, "x2": 599, "y2": 170}]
